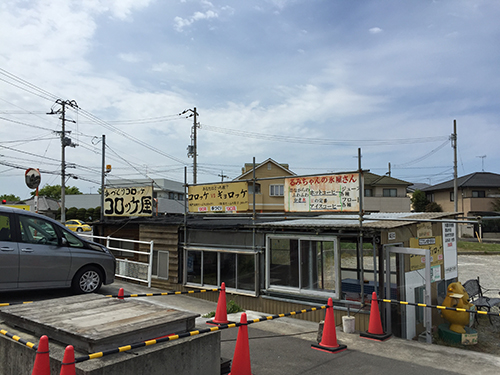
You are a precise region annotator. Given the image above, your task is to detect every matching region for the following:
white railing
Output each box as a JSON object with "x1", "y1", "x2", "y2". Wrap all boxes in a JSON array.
[{"x1": 80, "y1": 234, "x2": 154, "y2": 287}]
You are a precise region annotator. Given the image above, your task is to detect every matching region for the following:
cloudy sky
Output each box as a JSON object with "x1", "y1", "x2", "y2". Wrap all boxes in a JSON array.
[{"x1": 1, "y1": 0, "x2": 499, "y2": 199}]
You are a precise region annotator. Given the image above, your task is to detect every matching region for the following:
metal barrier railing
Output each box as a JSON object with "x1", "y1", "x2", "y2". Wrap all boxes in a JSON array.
[{"x1": 80, "y1": 234, "x2": 154, "y2": 287}]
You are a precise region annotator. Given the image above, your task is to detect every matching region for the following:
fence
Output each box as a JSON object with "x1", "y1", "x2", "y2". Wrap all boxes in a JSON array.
[{"x1": 80, "y1": 234, "x2": 155, "y2": 287}]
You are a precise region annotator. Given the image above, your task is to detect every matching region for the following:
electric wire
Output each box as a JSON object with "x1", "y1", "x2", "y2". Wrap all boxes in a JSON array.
[{"x1": 201, "y1": 124, "x2": 449, "y2": 146}]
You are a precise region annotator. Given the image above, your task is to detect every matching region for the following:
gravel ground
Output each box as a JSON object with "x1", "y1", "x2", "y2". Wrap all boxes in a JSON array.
[
  {"x1": 458, "y1": 254, "x2": 500, "y2": 295},
  {"x1": 456, "y1": 254, "x2": 500, "y2": 355}
]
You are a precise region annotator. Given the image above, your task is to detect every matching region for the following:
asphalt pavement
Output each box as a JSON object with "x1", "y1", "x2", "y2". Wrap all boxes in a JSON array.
[{"x1": 99, "y1": 279, "x2": 500, "y2": 375}]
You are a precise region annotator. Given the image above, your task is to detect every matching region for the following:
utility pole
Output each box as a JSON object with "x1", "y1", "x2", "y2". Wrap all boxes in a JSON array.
[
  {"x1": 218, "y1": 171, "x2": 228, "y2": 182},
  {"x1": 183, "y1": 107, "x2": 199, "y2": 184},
  {"x1": 101, "y1": 135, "x2": 106, "y2": 221},
  {"x1": 47, "y1": 99, "x2": 78, "y2": 223},
  {"x1": 452, "y1": 119, "x2": 458, "y2": 213}
]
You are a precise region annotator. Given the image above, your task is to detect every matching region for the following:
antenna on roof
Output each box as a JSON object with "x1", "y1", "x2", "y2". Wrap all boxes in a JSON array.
[{"x1": 476, "y1": 155, "x2": 486, "y2": 172}]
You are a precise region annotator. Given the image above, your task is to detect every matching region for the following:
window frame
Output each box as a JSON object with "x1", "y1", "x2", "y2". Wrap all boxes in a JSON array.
[
  {"x1": 269, "y1": 184, "x2": 284, "y2": 197},
  {"x1": 383, "y1": 188, "x2": 397, "y2": 197},
  {"x1": 183, "y1": 247, "x2": 258, "y2": 296},
  {"x1": 265, "y1": 234, "x2": 340, "y2": 299},
  {"x1": 472, "y1": 190, "x2": 485, "y2": 198}
]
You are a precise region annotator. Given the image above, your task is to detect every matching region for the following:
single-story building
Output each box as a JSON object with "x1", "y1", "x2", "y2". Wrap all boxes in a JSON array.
[{"x1": 96, "y1": 211, "x2": 463, "y2": 341}]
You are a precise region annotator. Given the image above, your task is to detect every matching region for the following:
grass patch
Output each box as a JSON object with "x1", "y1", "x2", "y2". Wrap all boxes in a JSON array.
[
  {"x1": 458, "y1": 241, "x2": 500, "y2": 253},
  {"x1": 203, "y1": 300, "x2": 245, "y2": 318}
]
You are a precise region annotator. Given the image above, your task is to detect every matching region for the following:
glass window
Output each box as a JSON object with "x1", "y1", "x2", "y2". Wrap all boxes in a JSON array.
[
  {"x1": 203, "y1": 251, "x2": 218, "y2": 286},
  {"x1": 472, "y1": 190, "x2": 485, "y2": 198},
  {"x1": 269, "y1": 238, "x2": 299, "y2": 288},
  {"x1": 450, "y1": 192, "x2": 454, "y2": 202},
  {"x1": 187, "y1": 250, "x2": 202, "y2": 284},
  {"x1": 248, "y1": 183, "x2": 261, "y2": 194},
  {"x1": 62, "y1": 230, "x2": 85, "y2": 248},
  {"x1": 300, "y1": 240, "x2": 336, "y2": 291},
  {"x1": 270, "y1": 184, "x2": 284, "y2": 197},
  {"x1": 364, "y1": 189, "x2": 372, "y2": 197},
  {"x1": 220, "y1": 253, "x2": 236, "y2": 288},
  {"x1": 0, "y1": 213, "x2": 12, "y2": 242},
  {"x1": 185, "y1": 249, "x2": 257, "y2": 293},
  {"x1": 18, "y1": 215, "x2": 58, "y2": 246},
  {"x1": 237, "y1": 254, "x2": 255, "y2": 291},
  {"x1": 383, "y1": 188, "x2": 397, "y2": 197},
  {"x1": 267, "y1": 236, "x2": 338, "y2": 297}
]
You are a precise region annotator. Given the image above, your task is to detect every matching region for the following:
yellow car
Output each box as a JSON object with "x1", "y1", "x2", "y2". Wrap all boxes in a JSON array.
[{"x1": 64, "y1": 219, "x2": 92, "y2": 233}]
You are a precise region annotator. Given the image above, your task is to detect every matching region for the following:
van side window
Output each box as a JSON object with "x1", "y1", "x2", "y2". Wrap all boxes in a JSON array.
[
  {"x1": 18, "y1": 216, "x2": 59, "y2": 246},
  {"x1": 0, "y1": 213, "x2": 12, "y2": 242},
  {"x1": 62, "y1": 230, "x2": 85, "y2": 248}
]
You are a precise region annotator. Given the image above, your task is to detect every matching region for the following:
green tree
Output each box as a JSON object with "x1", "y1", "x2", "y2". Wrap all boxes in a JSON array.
[
  {"x1": 31, "y1": 185, "x2": 82, "y2": 200},
  {"x1": 66, "y1": 207, "x2": 78, "y2": 220},
  {"x1": 86, "y1": 207, "x2": 95, "y2": 221},
  {"x1": 76, "y1": 208, "x2": 87, "y2": 221},
  {"x1": 492, "y1": 189, "x2": 500, "y2": 211},
  {"x1": 0, "y1": 194, "x2": 21, "y2": 202},
  {"x1": 425, "y1": 202, "x2": 443, "y2": 212},
  {"x1": 410, "y1": 190, "x2": 428, "y2": 212}
]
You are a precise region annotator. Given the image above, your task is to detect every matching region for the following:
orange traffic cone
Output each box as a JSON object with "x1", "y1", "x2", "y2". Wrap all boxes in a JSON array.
[
  {"x1": 360, "y1": 292, "x2": 392, "y2": 341},
  {"x1": 207, "y1": 282, "x2": 233, "y2": 325},
  {"x1": 59, "y1": 345, "x2": 75, "y2": 375},
  {"x1": 117, "y1": 288, "x2": 125, "y2": 300},
  {"x1": 229, "y1": 313, "x2": 252, "y2": 375},
  {"x1": 32, "y1": 335, "x2": 50, "y2": 375},
  {"x1": 312, "y1": 298, "x2": 347, "y2": 353}
]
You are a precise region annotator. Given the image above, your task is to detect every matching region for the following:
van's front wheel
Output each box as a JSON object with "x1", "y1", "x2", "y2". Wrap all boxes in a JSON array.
[{"x1": 72, "y1": 266, "x2": 102, "y2": 294}]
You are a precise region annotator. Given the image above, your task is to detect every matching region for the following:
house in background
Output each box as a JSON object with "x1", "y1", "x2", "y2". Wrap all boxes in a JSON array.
[
  {"x1": 230, "y1": 159, "x2": 412, "y2": 213},
  {"x1": 233, "y1": 158, "x2": 296, "y2": 212},
  {"x1": 363, "y1": 173, "x2": 412, "y2": 212},
  {"x1": 21, "y1": 196, "x2": 60, "y2": 218},
  {"x1": 422, "y1": 172, "x2": 500, "y2": 237},
  {"x1": 422, "y1": 172, "x2": 500, "y2": 216}
]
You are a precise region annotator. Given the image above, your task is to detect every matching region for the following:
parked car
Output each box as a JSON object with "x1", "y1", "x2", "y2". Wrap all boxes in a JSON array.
[
  {"x1": 65, "y1": 219, "x2": 92, "y2": 233},
  {"x1": 0, "y1": 206, "x2": 115, "y2": 293}
]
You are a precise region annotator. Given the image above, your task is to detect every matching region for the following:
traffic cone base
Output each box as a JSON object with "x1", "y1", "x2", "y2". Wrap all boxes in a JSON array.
[
  {"x1": 311, "y1": 342, "x2": 347, "y2": 353},
  {"x1": 359, "y1": 331, "x2": 392, "y2": 341},
  {"x1": 206, "y1": 319, "x2": 235, "y2": 326}
]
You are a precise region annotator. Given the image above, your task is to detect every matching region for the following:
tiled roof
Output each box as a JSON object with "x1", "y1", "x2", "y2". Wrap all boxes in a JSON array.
[{"x1": 422, "y1": 172, "x2": 500, "y2": 191}]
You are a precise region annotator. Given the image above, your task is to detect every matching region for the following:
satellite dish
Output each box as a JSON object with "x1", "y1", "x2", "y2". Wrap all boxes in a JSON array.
[{"x1": 25, "y1": 168, "x2": 41, "y2": 189}]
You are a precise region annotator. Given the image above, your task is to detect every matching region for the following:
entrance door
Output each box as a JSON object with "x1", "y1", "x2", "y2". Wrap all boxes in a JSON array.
[{"x1": 385, "y1": 246, "x2": 432, "y2": 344}]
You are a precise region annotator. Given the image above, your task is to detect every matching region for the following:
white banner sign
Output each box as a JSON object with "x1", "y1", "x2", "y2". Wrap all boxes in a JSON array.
[
  {"x1": 442, "y1": 222, "x2": 458, "y2": 279},
  {"x1": 284, "y1": 173, "x2": 361, "y2": 212}
]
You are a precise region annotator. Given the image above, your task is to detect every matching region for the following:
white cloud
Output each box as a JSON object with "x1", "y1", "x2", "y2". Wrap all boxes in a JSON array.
[
  {"x1": 83, "y1": 0, "x2": 154, "y2": 20},
  {"x1": 118, "y1": 53, "x2": 143, "y2": 63},
  {"x1": 151, "y1": 62, "x2": 187, "y2": 76},
  {"x1": 369, "y1": 27, "x2": 383, "y2": 34},
  {"x1": 174, "y1": 10, "x2": 219, "y2": 32}
]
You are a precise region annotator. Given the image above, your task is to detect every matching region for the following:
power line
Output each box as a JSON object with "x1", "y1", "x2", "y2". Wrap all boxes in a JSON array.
[
  {"x1": 392, "y1": 140, "x2": 450, "y2": 168},
  {"x1": 201, "y1": 124, "x2": 449, "y2": 146}
]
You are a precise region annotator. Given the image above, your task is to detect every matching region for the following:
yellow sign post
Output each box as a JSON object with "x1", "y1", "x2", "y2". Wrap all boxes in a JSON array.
[
  {"x1": 104, "y1": 186, "x2": 153, "y2": 217},
  {"x1": 188, "y1": 182, "x2": 248, "y2": 213}
]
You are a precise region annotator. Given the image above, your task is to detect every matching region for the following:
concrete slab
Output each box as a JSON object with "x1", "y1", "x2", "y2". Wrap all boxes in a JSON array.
[
  {"x1": 0, "y1": 294, "x2": 198, "y2": 353},
  {"x1": 0, "y1": 321, "x2": 220, "y2": 375}
]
